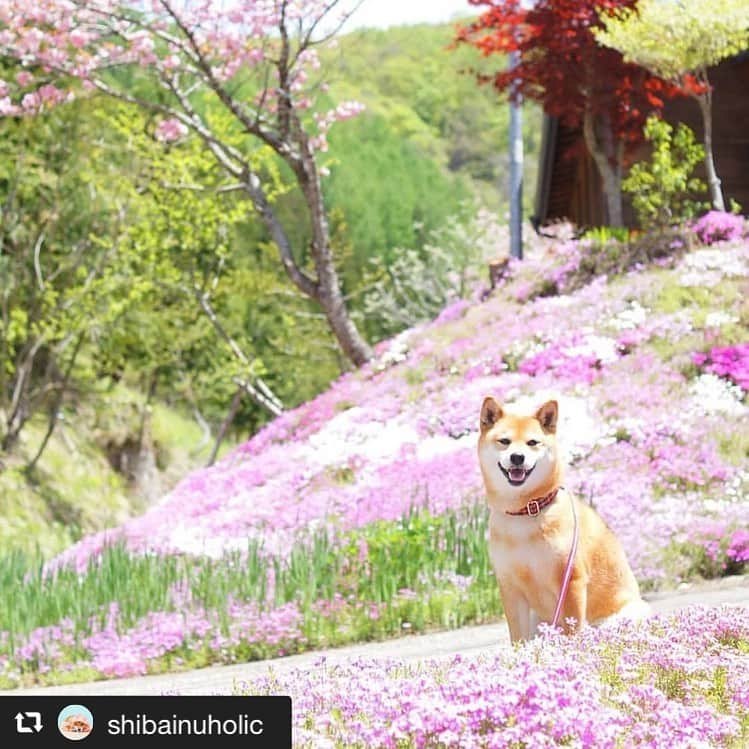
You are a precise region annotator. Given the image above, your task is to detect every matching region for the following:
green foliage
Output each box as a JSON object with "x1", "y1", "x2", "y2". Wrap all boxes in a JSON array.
[
  {"x1": 581, "y1": 226, "x2": 631, "y2": 244},
  {"x1": 623, "y1": 116, "x2": 707, "y2": 229},
  {"x1": 324, "y1": 23, "x2": 543, "y2": 215},
  {"x1": 666, "y1": 536, "x2": 746, "y2": 582},
  {"x1": 0, "y1": 97, "x2": 147, "y2": 454},
  {"x1": 596, "y1": 0, "x2": 749, "y2": 211},
  {"x1": 1, "y1": 22, "x2": 534, "y2": 540},
  {"x1": 324, "y1": 114, "x2": 471, "y2": 276}
]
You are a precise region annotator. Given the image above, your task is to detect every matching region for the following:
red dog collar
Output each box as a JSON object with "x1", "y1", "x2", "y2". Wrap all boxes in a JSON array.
[{"x1": 506, "y1": 487, "x2": 561, "y2": 517}]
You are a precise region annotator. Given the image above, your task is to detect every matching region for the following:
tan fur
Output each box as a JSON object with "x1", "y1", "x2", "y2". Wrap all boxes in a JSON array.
[{"x1": 478, "y1": 396, "x2": 649, "y2": 643}]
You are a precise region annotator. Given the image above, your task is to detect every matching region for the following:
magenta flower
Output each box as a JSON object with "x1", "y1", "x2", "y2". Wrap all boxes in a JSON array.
[
  {"x1": 692, "y1": 343, "x2": 749, "y2": 391},
  {"x1": 693, "y1": 211, "x2": 746, "y2": 245}
]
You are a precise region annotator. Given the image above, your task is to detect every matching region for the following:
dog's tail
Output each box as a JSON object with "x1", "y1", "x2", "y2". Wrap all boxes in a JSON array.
[{"x1": 593, "y1": 599, "x2": 652, "y2": 628}]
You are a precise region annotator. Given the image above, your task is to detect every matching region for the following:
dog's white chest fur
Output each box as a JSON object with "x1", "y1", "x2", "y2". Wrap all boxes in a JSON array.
[{"x1": 488, "y1": 508, "x2": 569, "y2": 620}]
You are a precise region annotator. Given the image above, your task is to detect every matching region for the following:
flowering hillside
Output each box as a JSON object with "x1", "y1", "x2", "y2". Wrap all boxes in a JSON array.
[
  {"x1": 55, "y1": 219, "x2": 749, "y2": 580},
  {"x1": 2, "y1": 215, "x2": 747, "y2": 691}
]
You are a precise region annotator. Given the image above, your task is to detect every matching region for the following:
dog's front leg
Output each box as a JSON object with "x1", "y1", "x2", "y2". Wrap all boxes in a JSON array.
[
  {"x1": 560, "y1": 579, "x2": 588, "y2": 634},
  {"x1": 498, "y1": 580, "x2": 532, "y2": 643},
  {"x1": 528, "y1": 608, "x2": 540, "y2": 638}
]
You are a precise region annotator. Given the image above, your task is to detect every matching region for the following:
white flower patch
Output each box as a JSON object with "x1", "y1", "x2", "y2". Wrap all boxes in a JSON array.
[
  {"x1": 166, "y1": 525, "x2": 255, "y2": 559},
  {"x1": 678, "y1": 270, "x2": 723, "y2": 287},
  {"x1": 609, "y1": 300, "x2": 649, "y2": 330},
  {"x1": 723, "y1": 471, "x2": 749, "y2": 503},
  {"x1": 305, "y1": 407, "x2": 420, "y2": 467},
  {"x1": 564, "y1": 333, "x2": 620, "y2": 364},
  {"x1": 506, "y1": 336, "x2": 546, "y2": 361},
  {"x1": 539, "y1": 294, "x2": 575, "y2": 308},
  {"x1": 374, "y1": 331, "x2": 410, "y2": 371},
  {"x1": 678, "y1": 248, "x2": 749, "y2": 277},
  {"x1": 701, "y1": 473, "x2": 749, "y2": 516},
  {"x1": 704, "y1": 311, "x2": 739, "y2": 328},
  {"x1": 415, "y1": 432, "x2": 475, "y2": 462},
  {"x1": 687, "y1": 374, "x2": 747, "y2": 416}
]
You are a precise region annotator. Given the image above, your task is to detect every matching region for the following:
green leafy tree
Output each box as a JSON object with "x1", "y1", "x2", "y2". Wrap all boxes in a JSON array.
[
  {"x1": 0, "y1": 0, "x2": 375, "y2": 367},
  {"x1": 326, "y1": 23, "x2": 542, "y2": 214},
  {"x1": 596, "y1": 0, "x2": 749, "y2": 211},
  {"x1": 623, "y1": 117, "x2": 706, "y2": 230},
  {"x1": 97, "y1": 105, "x2": 285, "y2": 419},
  {"x1": 95, "y1": 104, "x2": 342, "y2": 447},
  {"x1": 0, "y1": 101, "x2": 148, "y2": 460}
]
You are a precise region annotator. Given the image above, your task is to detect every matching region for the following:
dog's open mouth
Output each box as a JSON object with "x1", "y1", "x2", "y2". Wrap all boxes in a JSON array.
[{"x1": 499, "y1": 464, "x2": 535, "y2": 485}]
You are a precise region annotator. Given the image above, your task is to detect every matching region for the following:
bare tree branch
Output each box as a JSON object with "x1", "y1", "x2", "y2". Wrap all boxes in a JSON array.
[
  {"x1": 207, "y1": 385, "x2": 242, "y2": 466},
  {"x1": 193, "y1": 285, "x2": 283, "y2": 416},
  {"x1": 33, "y1": 232, "x2": 46, "y2": 291}
]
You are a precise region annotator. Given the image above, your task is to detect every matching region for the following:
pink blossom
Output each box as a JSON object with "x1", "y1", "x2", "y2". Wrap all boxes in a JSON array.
[
  {"x1": 15, "y1": 70, "x2": 33, "y2": 86},
  {"x1": 154, "y1": 118, "x2": 188, "y2": 143}
]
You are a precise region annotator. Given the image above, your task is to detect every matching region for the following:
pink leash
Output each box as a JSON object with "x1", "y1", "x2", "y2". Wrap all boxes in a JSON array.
[{"x1": 551, "y1": 491, "x2": 579, "y2": 628}]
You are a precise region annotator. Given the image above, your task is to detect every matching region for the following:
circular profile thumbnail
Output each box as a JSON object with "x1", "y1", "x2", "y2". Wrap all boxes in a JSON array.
[{"x1": 58, "y1": 704, "x2": 93, "y2": 741}]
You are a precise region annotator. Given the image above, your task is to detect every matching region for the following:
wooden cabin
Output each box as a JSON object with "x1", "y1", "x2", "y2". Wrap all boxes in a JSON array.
[{"x1": 533, "y1": 53, "x2": 749, "y2": 228}]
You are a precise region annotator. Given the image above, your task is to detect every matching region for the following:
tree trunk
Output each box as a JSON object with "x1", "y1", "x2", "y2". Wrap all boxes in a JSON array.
[
  {"x1": 244, "y1": 172, "x2": 372, "y2": 368},
  {"x1": 696, "y1": 89, "x2": 725, "y2": 212},
  {"x1": 583, "y1": 109, "x2": 624, "y2": 227},
  {"x1": 1, "y1": 338, "x2": 45, "y2": 453},
  {"x1": 298, "y1": 149, "x2": 373, "y2": 367},
  {"x1": 26, "y1": 333, "x2": 84, "y2": 473},
  {"x1": 317, "y1": 281, "x2": 371, "y2": 367}
]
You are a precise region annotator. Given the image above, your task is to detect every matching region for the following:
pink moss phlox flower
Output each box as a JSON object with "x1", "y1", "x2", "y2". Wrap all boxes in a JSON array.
[
  {"x1": 693, "y1": 343, "x2": 749, "y2": 391},
  {"x1": 242, "y1": 606, "x2": 748, "y2": 748},
  {"x1": 519, "y1": 332, "x2": 619, "y2": 385},
  {"x1": 433, "y1": 298, "x2": 471, "y2": 325},
  {"x1": 727, "y1": 530, "x2": 749, "y2": 564},
  {"x1": 693, "y1": 211, "x2": 746, "y2": 245}
]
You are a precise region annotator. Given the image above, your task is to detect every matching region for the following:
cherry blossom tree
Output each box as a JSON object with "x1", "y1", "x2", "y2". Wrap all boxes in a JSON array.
[{"x1": 0, "y1": 0, "x2": 373, "y2": 366}]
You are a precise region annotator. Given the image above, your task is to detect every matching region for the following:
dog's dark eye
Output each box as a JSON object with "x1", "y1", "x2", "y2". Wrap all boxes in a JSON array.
[
  {"x1": 527, "y1": 440, "x2": 539, "y2": 447},
  {"x1": 498, "y1": 438, "x2": 511, "y2": 446}
]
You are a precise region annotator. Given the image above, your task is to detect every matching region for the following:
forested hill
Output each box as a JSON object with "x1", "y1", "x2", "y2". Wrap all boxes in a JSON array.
[
  {"x1": 0, "y1": 22, "x2": 538, "y2": 554},
  {"x1": 306, "y1": 22, "x2": 542, "y2": 279},
  {"x1": 326, "y1": 23, "x2": 542, "y2": 222}
]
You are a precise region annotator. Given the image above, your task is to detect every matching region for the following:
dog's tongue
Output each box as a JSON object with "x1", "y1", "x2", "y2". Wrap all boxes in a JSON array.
[{"x1": 509, "y1": 468, "x2": 526, "y2": 482}]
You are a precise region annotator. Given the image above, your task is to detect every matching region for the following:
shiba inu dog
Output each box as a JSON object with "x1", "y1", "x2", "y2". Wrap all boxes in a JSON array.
[{"x1": 478, "y1": 397, "x2": 650, "y2": 643}]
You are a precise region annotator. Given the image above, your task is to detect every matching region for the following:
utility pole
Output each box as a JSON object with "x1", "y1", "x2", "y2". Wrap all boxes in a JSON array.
[{"x1": 509, "y1": 47, "x2": 523, "y2": 260}]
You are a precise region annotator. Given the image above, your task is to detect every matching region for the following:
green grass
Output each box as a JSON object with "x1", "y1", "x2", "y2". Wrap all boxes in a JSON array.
[
  {"x1": 0, "y1": 502, "x2": 503, "y2": 687},
  {"x1": 652, "y1": 283, "x2": 719, "y2": 314},
  {"x1": 0, "y1": 418, "x2": 127, "y2": 554}
]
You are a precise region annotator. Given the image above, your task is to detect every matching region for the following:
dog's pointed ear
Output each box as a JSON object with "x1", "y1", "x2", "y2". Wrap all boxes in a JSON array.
[
  {"x1": 535, "y1": 400, "x2": 558, "y2": 434},
  {"x1": 480, "y1": 396, "x2": 503, "y2": 431}
]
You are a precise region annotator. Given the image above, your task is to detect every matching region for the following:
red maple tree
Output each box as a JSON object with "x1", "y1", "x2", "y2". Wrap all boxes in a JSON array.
[{"x1": 458, "y1": 0, "x2": 681, "y2": 226}]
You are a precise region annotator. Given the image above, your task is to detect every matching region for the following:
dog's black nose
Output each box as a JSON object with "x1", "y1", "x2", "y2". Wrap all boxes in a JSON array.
[{"x1": 510, "y1": 453, "x2": 524, "y2": 466}]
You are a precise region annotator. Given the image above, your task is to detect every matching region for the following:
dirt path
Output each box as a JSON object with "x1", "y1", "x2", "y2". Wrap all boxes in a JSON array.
[{"x1": 6, "y1": 575, "x2": 748, "y2": 697}]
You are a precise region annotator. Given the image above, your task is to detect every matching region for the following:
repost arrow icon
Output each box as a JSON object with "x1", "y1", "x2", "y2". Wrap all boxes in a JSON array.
[{"x1": 14, "y1": 711, "x2": 43, "y2": 733}]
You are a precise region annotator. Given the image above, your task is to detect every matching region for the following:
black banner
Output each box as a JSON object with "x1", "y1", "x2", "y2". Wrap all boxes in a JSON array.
[{"x1": 1, "y1": 696, "x2": 291, "y2": 748}]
